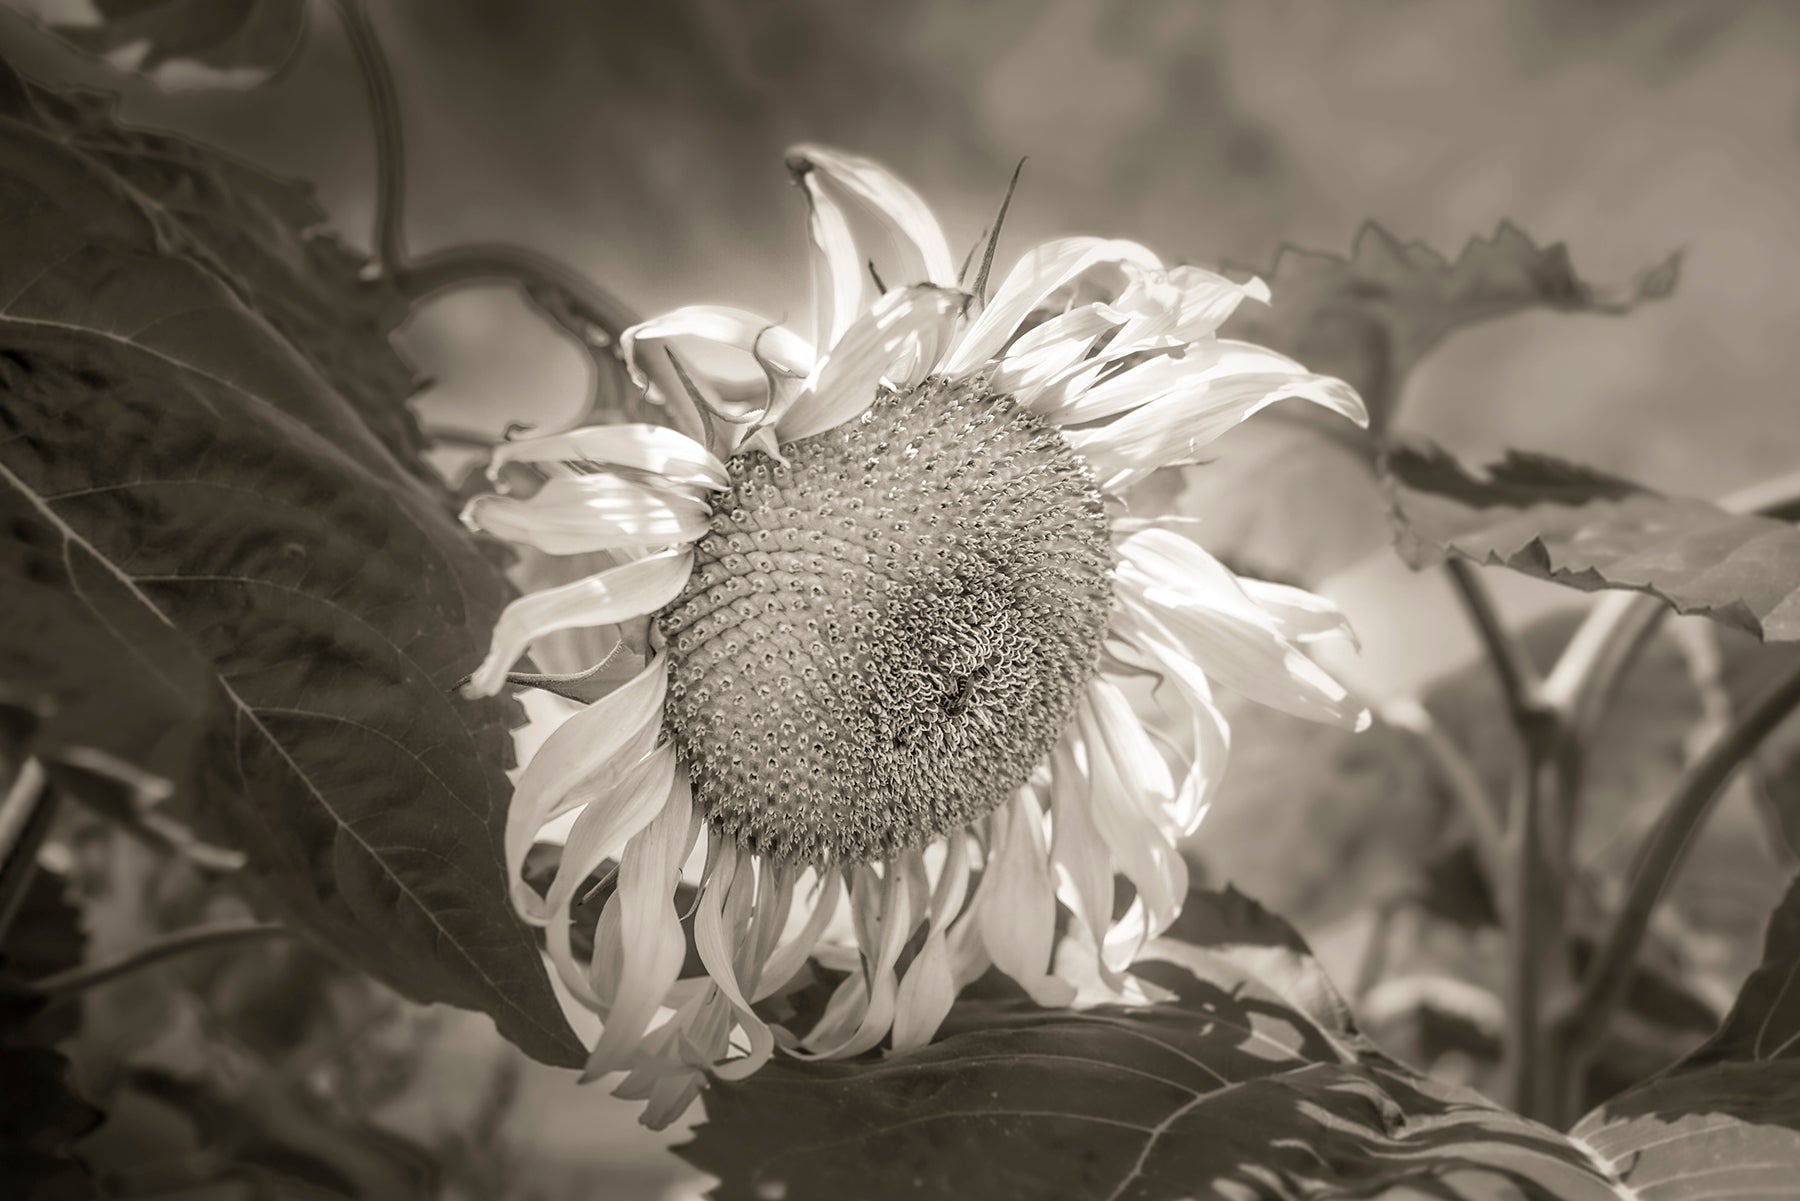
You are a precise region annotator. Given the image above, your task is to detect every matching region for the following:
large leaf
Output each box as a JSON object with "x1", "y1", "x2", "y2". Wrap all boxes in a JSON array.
[
  {"x1": 0, "y1": 60, "x2": 581, "y2": 1066},
  {"x1": 1570, "y1": 875, "x2": 1800, "y2": 1195},
  {"x1": 8, "y1": 0, "x2": 309, "y2": 88},
  {"x1": 683, "y1": 891, "x2": 1633, "y2": 1201},
  {"x1": 1142, "y1": 223, "x2": 1675, "y2": 584},
  {"x1": 1387, "y1": 444, "x2": 1800, "y2": 642}
]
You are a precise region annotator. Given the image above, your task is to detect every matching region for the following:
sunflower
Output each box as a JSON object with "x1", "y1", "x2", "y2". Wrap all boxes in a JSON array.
[{"x1": 462, "y1": 146, "x2": 1369, "y2": 1127}]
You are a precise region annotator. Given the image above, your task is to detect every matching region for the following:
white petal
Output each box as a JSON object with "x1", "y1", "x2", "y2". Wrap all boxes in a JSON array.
[
  {"x1": 1110, "y1": 265, "x2": 1269, "y2": 350},
  {"x1": 1239, "y1": 578, "x2": 1361, "y2": 649},
  {"x1": 787, "y1": 144, "x2": 958, "y2": 292},
  {"x1": 464, "y1": 547, "x2": 694, "y2": 698},
  {"x1": 463, "y1": 475, "x2": 712, "y2": 556},
  {"x1": 989, "y1": 303, "x2": 1127, "y2": 400},
  {"x1": 504, "y1": 651, "x2": 668, "y2": 922},
  {"x1": 582, "y1": 778, "x2": 696, "y2": 1080},
  {"x1": 891, "y1": 921, "x2": 955, "y2": 1051},
  {"x1": 794, "y1": 154, "x2": 865, "y2": 349},
  {"x1": 775, "y1": 286, "x2": 961, "y2": 442},
  {"x1": 1066, "y1": 353, "x2": 1366, "y2": 488},
  {"x1": 543, "y1": 744, "x2": 679, "y2": 1005},
  {"x1": 1110, "y1": 620, "x2": 1229, "y2": 835},
  {"x1": 620, "y1": 306, "x2": 816, "y2": 389},
  {"x1": 944, "y1": 237, "x2": 1164, "y2": 376},
  {"x1": 753, "y1": 872, "x2": 843, "y2": 1002},
  {"x1": 798, "y1": 865, "x2": 915, "y2": 1058},
  {"x1": 975, "y1": 789, "x2": 1076, "y2": 1007},
  {"x1": 1048, "y1": 737, "x2": 1123, "y2": 985},
  {"x1": 1117, "y1": 530, "x2": 1367, "y2": 729},
  {"x1": 486, "y1": 423, "x2": 729, "y2": 492},
  {"x1": 693, "y1": 842, "x2": 776, "y2": 1081}
]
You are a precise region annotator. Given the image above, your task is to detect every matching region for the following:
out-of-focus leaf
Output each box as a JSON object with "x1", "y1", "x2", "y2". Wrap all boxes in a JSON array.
[
  {"x1": 10, "y1": 0, "x2": 309, "y2": 89},
  {"x1": 1684, "y1": 874, "x2": 1800, "y2": 1067},
  {"x1": 1146, "y1": 223, "x2": 1675, "y2": 585},
  {"x1": 1227, "y1": 221, "x2": 1678, "y2": 427},
  {"x1": 1, "y1": 969, "x2": 102, "y2": 1200},
  {"x1": 0, "y1": 62, "x2": 582, "y2": 1067},
  {"x1": 684, "y1": 891, "x2": 1635, "y2": 1201},
  {"x1": 1387, "y1": 444, "x2": 1800, "y2": 642}
]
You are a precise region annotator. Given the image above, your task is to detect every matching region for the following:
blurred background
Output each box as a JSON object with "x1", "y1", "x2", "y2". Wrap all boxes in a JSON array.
[{"x1": 6, "y1": 1, "x2": 1800, "y2": 1197}]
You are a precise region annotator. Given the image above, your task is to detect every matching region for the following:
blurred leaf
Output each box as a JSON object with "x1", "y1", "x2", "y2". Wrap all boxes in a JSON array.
[
  {"x1": 12, "y1": 0, "x2": 309, "y2": 89},
  {"x1": 685, "y1": 891, "x2": 1633, "y2": 1201},
  {"x1": 0, "y1": 969, "x2": 102, "y2": 1200},
  {"x1": 0, "y1": 61, "x2": 582, "y2": 1067},
  {"x1": 1685, "y1": 873, "x2": 1800, "y2": 1067},
  {"x1": 1387, "y1": 444, "x2": 1800, "y2": 641},
  {"x1": 1149, "y1": 223, "x2": 1675, "y2": 584}
]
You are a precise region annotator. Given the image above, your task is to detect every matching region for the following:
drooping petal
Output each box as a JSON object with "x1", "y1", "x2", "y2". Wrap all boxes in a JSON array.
[
  {"x1": 582, "y1": 777, "x2": 696, "y2": 1080},
  {"x1": 504, "y1": 650, "x2": 668, "y2": 921},
  {"x1": 775, "y1": 286, "x2": 962, "y2": 442},
  {"x1": 543, "y1": 743, "x2": 679, "y2": 1005},
  {"x1": 485, "y1": 423, "x2": 729, "y2": 492},
  {"x1": 975, "y1": 789, "x2": 1077, "y2": 1007},
  {"x1": 1117, "y1": 529, "x2": 1368, "y2": 729},
  {"x1": 464, "y1": 547, "x2": 694, "y2": 697},
  {"x1": 1109, "y1": 264, "x2": 1270, "y2": 351},
  {"x1": 787, "y1": 144, "x2": 959, "y2": 294},
  {"x1": 692, "y1": 842, "x2": 777, "y2": 1081},
  {"x1": 463, "y1": 475, "x2": 712, "y2": 555},
  {"x1": 989, "y1": 302, "x2": 1128, "y2": 400},
  {"x1": 1048, "y1": 737, "x2": 1123, "y2": 987},
  {"x1": 1107, "y1": 616, "x2": 1230, "y2": 836},
  {"x1": 798, "y1": 864, "x2": 917, "y2": 1058},
  {"x1": 620, "y1": 306, "x2": 816, "y2": 389},
  {"x1": 753, "y1": 872, "x2": 843, "y2": 1002},
  {"x1": 1239, "y1": 577, "x2": 1361, "y2": 649},
  {"x1": 943, "y1": 237, "x2": 1164, "y2": 376},
  {"x1": 1066, "y1": 352, "x2": 1366, "y2": 488}
]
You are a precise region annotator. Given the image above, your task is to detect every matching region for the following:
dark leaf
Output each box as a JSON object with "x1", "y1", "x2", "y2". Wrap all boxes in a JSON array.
[
  {"x1": 1386, "y1": 444, "x2": 1800, "y2": 642},
  {"x1": 683, "y1": 891, "x2": 1632, "y2": 1201},
  {"x1": 1685, "y1": 874, "x2": 1800, "y2": 1067},
  {"x1": 0, "y1": 62, "x2": 581, "y2": 1066},
  {"x1": 1, "y1": 968, "x2": 103, "y2": 1200},
  {"x1": 26, "y1": 0, "x2": 309, "y2": 88}
]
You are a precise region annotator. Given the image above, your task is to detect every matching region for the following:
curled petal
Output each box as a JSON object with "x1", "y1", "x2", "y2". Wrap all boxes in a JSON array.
[
  {"x1": 463, "y1": 475, "x2": 712, "y2": 555},
  {"x1": 582, "y1": 777, "x2": 696, "y2": 1080},
  {"x1": 503, "y1": 651, "x2": 668, "y2": 922},
  {"x1": 787, "y1": 144, "x2": 959, "y2": 295},
  {"x1": 465, "y1": 548, "x2": 694, "y2": 698},
  {"x1": 775, "y1": 286, "x2": 962, "y2": 442},
  {"x1": 620, "y1": 306, "x2": 816, "y2": 390},
  {"x1": 1240, "y1": 578, "x2": 1361, "y2": 650},
  {"x1": 486, "y1": 423, "x2": 729, "y2": 492},
  {"x1": 944, "y1": 237, "x2": 1164, "y2": 376},
  {"x1": 1117, "y1": 529, "x2": 1368, "y2": 729},
  {"x1": 975, "y1": 790, "x2": 1076, "y2": 1007},
  {"x1": 1109, "y1": 265, "x2": 1270, "y2": 351},
  {"x1": 693, "y1": 843, "x2": 777, "y2": 1081}
]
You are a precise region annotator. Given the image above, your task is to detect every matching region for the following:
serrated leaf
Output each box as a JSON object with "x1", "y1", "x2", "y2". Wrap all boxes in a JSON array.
[
  {"x1": 10, "y1": 0, "x2": 309, "y2": 89},
  {"x1": 0, "y1": 61, "x2": 581, "y2": 1067},
  {"x1": 683, "y1": 891, "x2": 1632, "y2": 1201},
  {"x1": 1386, "y1": 443, "x2": 1800, "y2": 642},
  {"x1": 1146, "y1": 223, "x2": 1674, "y2": 585}
]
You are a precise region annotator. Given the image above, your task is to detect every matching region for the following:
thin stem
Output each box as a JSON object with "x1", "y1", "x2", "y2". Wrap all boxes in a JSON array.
[
  {"x1": 1380, "y1": 698, "x2": 1505, "y2": 891},
  {"x1": 1558, "y1": 658, "x2": 1800, "y2": 1067},
  {"x1": 331, "y1": 0, "x2": 407, "y2": 274},
  {"x1": 0, "y1": 758, "x2": 52, "y2": 943},
  {"x1": 1444, "y1": 557, "x2": 1545, "y2": 720},
  {"x1": 30, "y1": 921, "x2": 291, "y2": 999}
]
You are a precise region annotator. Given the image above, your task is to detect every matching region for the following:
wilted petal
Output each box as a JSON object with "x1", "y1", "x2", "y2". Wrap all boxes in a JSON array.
[
  {"x1": 620, "y1": 306, "x2": 816, "y2": 389},
  {"x1": 945, "y1": 237, "x2": 1164, "y2": 376},
  {"x1": 1110, "y1": 265, "x2": 1270, "y2": 350},
  {"x1": 976, "y1": 789, "x2": 1077, "y2": 1007},
  {"x1": 775, "y1": 286, "x2": 961, "y2": 442},
  {"x1": 788, "y1": 144, "x2": 958, "y2": 294},
  {"x1": 1240, "y1": 577, "x2": 1361, "y2": 649},
  {"x1": 754, "y1": 872, "x2": 843, "y2": 1002},
  {"x1": 463, "y1": 475, "x2": 712, "y2": 556},
  {"x1": 465, "y1": 548, "x2": 694, "y2": 697},
  {"x1": 582, "y1": 778, "x2": 696, "y2": 1080},
  {"x1": 486, "y1": 423, "x2": 729, "y2": 492},
  {"x1": 504, "y1": 651, "x2": 668, "y2": 922},
  {"x1": 1118, "y1": 529, "x2": 1368, "y2": 729},
  {"x1": 693, "y1": 842, "x2": 777, "y2": 1081}
]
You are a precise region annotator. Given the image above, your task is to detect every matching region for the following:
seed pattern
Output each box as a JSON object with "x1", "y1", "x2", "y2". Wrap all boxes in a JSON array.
[{"x1": 658, "y1": 376, "x2": 1114, "y2": 866}]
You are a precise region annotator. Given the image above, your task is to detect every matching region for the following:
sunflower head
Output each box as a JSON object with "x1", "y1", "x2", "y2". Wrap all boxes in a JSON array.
[{"x1": 459, "y1": 145, "x2": 1370, "y2": 1128}]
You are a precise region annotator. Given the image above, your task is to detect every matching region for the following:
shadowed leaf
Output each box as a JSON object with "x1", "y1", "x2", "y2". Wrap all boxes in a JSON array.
[
  {"x1": 0, "y1": 61, "x2": 581, "y2": 1067},
  {"x1": 1386, "y1": 444, "x2": 1800, "y2": 642}
]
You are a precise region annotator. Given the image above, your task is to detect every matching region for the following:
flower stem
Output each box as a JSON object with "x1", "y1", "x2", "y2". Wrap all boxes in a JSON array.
[
  {"x1": 1553, "y1": 657, "x2": 1800, "y2": 1104},
  {"x1": 30, "y1": 921, "x2": 292, "y2": 999}
]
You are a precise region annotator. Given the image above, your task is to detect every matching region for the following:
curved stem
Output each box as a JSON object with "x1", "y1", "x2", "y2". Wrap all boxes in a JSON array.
[
  {"x1": 1380, "y1": 698, "x2": 1505, "y2": 890},
  {"x1": 1558, "y1": 659, "x2": 1800, "y2": 1066},
  {"x1": 330, "y1": 0, "x2": 407, "y2": 274},
  {"x1": 31, "y1": 921, "x2": 292, "y2": 999},
  {"x1": 1445, "y1": 557, "x2": 1546, "y2": 722}
]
